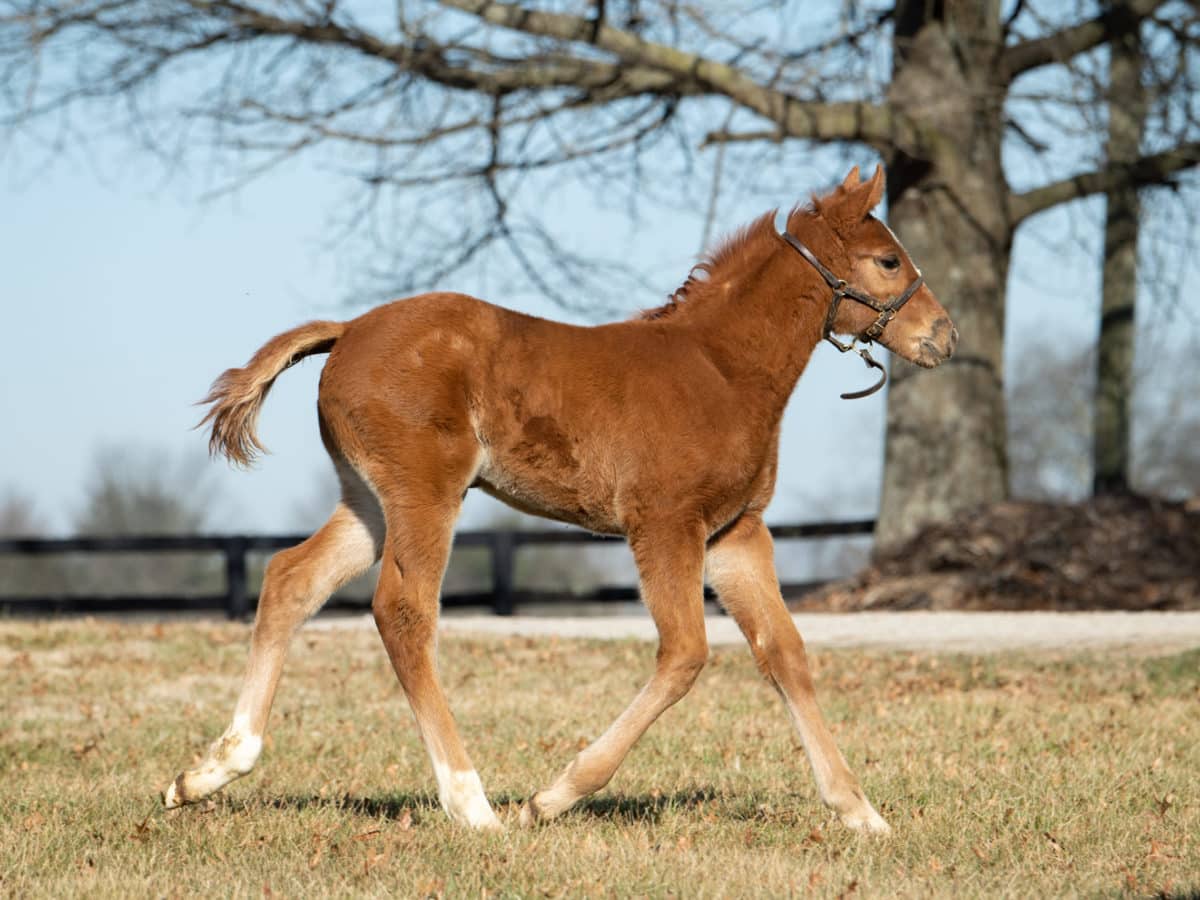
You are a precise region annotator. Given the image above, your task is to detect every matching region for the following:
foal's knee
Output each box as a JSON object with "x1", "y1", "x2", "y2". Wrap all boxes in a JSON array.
[
  {"x1": 253, "y1": 550, "x2": 312, "y2": 631},
  {"x1": 261, "y1": 545, "x2": 315, "y2": 601},
  {"x1": 658, "y1": 641, "x2": 708, "y2": 700}
]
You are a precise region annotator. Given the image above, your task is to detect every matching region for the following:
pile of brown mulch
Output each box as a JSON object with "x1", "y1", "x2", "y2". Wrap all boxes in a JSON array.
[{"x1": 797, "y1": 494, "x2": 1200, "y2": 611}]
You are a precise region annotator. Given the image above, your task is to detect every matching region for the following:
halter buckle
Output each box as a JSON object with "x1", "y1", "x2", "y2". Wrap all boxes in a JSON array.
[{"x1": 863, "y1": 308, "x2": 895, "y2": 341}]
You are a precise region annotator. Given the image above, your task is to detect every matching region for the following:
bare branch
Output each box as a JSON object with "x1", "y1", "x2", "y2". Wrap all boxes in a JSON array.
[
  {"x1": 439, "y1": 0, "x2": 936, "y2": 154},
  {"x1": 1009, "y1": 141, "x2": 1200, "y2": 225},
  {"x1": 1002, "y1": 0, "x2": 1170, "y2": 81},
  {"x1": 700, "y1": 127, "x2": 782, "y2": 148}
]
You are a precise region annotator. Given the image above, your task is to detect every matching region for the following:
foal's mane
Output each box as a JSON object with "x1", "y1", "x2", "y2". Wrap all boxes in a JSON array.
[{"x1": 640, "y1": 208, "x2": 808, "y2": 321}]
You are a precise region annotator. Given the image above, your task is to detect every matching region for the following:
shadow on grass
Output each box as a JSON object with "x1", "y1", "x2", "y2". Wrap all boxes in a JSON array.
[
  {"x1": 231, "y1": 792, "x2": 442, "y2": 820},
  {"x1": 562, "y1": 788, "x2": 721, "y2": 824},
  {"x1": 225, "y1": 787, "x2": 723, "y2": 825}
]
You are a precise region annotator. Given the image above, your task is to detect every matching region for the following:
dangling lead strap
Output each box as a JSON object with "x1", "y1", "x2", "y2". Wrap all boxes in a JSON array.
[{"x1": 840, "y1": 345, "x2": 888, "y2": 400}]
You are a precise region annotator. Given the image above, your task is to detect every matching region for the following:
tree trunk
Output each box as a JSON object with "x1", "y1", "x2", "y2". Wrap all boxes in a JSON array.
[
  {"x1": 1093, "y1": 15, "x2": 1145, "y2": 495},
  {"x1": 876, "y1": 0, "x2": 1011, "y2": 548}
]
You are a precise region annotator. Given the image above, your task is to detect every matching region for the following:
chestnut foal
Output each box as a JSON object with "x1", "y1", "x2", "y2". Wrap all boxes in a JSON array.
[{"x1": 164, "y1": 165, "x2": 955, "y2": 833}]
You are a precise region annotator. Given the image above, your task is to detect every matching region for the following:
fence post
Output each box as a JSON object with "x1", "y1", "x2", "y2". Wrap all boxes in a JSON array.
[
  {"x1": 490, "y1": 531, "x2": 515, "y2": 616},
  {"x1": 224, "y1": 537, "x2": 249, "y2": 620}
]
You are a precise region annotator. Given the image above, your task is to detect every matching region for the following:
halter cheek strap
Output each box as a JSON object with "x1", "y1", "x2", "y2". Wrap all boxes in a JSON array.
[{"x1": 780, "y1": 229, "x2": 925, "y2": 400}]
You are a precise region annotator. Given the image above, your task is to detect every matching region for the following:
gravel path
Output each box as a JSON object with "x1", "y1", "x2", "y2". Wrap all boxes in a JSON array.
[{"x1": 313, "y1": 611, "x2": 1200, "y2": 654}]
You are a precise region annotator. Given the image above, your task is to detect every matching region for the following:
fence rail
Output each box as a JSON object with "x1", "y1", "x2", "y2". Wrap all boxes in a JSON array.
[{"x1": 0, "y1": 520, "x2": 874, "y2": 618}]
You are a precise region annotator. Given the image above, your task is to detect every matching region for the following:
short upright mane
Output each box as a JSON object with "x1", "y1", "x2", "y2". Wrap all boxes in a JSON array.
[{"x1": 640, "y1": 210, "x2": 790, "y2": 321}]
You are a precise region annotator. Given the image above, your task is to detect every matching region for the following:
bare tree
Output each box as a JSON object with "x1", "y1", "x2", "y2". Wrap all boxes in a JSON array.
[
  {"x1": 1008, "y1": 336, "x2": 1199, "y2": 502},
  {"x1": 74, "y1": 446, "x2": 219, "y2": 535},
  {"x1": 0, "y1": 489, "x2": 70, "y2": 596},
  {"x1": 71, "y1": 446, "x2": 225, "y2": 595},
  {"x1": 1007, "y1": 339, "x2": 1094, "y2": 502},
  {"x1": 0, "y1": 489, "x2": 46, "y2": 537},
  {"x1": 1094, "y1": 3, "x2": 1147, "y2": 494},
  {"x1": 4, "y1": 1, "x2": 1197, "y2": 544},
  {"x1": 1131, "y1": 344, "x2": 1200, "y2": 502}
]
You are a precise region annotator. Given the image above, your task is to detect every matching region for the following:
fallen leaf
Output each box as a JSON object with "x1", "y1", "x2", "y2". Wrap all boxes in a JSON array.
[
  {"x1": 1148, "y1": 840, "x2": 1178, "y2": 863},
  {"x1": 1155, "y1": 794, "x2": 1175, "y2": 818},
  {"x1": 130, "y1": 816, "x2": 152, "y2": 843},
  {"x1": 1043, "y1": 831, "x2": 1064, "y2": 857}
]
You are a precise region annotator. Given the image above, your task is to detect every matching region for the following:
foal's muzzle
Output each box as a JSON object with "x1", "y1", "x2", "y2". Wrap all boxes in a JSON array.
[{"x1": 914, "y1": 319, "x2": 958, "y2": 368}]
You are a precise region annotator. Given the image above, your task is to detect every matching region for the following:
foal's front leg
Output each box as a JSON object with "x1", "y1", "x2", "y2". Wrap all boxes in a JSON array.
[
  {"x1": 520, "y1": 525, "x2": 709, "y2": 825},
  {"x1": 705, "y1": 514, "x2": 890, "y2": 833}
]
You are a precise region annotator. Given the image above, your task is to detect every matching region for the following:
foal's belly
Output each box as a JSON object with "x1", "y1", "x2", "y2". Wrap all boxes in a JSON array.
[{"x1": 472, "y1": 455, "x2": 623, "y2": 536}]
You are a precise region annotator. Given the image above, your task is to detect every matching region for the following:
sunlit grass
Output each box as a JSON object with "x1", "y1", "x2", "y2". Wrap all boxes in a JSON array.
[{"x1": 1, "y1": 619, "x2": 1196, "y2": 897}]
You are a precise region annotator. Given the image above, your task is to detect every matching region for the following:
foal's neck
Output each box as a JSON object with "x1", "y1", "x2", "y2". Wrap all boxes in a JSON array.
[{"x1": 683, "y1": 213, "x2": 836, "y2": 415}]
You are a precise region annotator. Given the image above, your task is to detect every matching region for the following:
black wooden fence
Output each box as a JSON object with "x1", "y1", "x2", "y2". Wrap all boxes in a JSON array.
[{"x1": 0, "y1": 520, "x2": 874, "y2": 618}]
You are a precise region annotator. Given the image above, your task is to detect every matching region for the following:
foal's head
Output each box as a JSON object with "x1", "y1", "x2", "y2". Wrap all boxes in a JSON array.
[{"x1": 807, "y1": 165, "x2": 957, "y2": 368}]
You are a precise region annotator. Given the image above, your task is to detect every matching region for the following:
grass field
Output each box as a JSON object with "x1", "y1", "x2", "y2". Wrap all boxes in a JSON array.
[{"x1": 2, "y1": 618, "x2": 1197, "y2": 898}]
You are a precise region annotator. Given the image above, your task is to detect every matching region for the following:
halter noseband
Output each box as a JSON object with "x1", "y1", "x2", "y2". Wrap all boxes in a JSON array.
[{"x1": 780, "y1": 229, "x2": 925, "y2": 400}]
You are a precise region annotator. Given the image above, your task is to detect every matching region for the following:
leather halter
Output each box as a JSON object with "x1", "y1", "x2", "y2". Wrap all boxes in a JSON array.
[{"x1": 780, "y1": 229, "x2": 925, "y2": 400}]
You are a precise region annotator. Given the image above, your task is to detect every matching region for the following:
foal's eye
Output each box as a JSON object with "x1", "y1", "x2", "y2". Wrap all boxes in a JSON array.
[{"x1": 878, "y1": 256, "x2": 901, "y2": 272}]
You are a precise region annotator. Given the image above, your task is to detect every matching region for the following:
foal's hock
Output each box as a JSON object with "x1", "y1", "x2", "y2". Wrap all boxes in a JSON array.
[{"x1": 164, "y1": 165, "x2": 956, "y2": 833}]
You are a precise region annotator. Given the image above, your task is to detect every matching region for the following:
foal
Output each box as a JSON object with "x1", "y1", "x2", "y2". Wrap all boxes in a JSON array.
[{"x1": 164, "y1": 165, "x2": 955, "y2": 834}]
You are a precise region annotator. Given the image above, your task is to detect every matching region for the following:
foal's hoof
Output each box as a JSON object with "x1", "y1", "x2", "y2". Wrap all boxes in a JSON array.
[
  {"x1": 839, "y1": 805, "x2": 891, "y2": 835},
  {"x1": 462, "y1": 810, "x2": 504, "y2": 831},
  {"x1": 162, "y1": 771, "x2": 220, "y2": 810},
  {"x1": 162, "y1": 775, "x2": 189, "y2": 809},
  {"x1": 517, "y1": 797, "x2": 543, "y2": 828}
]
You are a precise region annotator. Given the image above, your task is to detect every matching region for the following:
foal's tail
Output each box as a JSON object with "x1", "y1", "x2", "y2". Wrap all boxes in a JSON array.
[{"x1": 197, "y1": 320, "x2": 345, "y2": 467}]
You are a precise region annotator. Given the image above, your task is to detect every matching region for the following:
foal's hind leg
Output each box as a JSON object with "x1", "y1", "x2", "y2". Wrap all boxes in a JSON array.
[
  {"x1": 163, "y1": 494, "x2": 382, "y2": 808},
  {"x1": 705, "y1": 514, "x2": 889, "y2": 833},
  {"x1": 520, "y1": 524, "x2": 709, "y2": 825},
  {"x1": 371, "y1": 497, "x2": 501, "y2": 830}
]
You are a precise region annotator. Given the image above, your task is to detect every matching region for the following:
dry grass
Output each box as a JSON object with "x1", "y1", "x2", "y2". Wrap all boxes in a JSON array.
[{"x1": 1, "y1": 618, "x2": 1197, "y2": 898}]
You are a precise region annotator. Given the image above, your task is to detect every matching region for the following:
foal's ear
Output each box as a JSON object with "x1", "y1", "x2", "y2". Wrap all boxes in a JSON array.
[
  {"x1": 843, "y1": 165, "x2": 885, "y2": 222},
  {"x1": 822, "y1": 164, "x2": 887, "y2": 233},
  {"x1": 863, "y1": 164, "x2": 885, "y2": 211}
]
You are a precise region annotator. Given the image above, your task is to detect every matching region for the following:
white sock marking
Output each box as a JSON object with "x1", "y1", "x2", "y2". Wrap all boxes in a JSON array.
[
  {"x1": 164, "y1": 714, "x2": 262, "y2": 807},
  {"x1": 431, "y1": 758, "x2": 500, "y2": 829}
]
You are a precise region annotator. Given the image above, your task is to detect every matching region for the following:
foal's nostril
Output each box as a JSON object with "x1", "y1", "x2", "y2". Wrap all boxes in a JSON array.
[{"x1": 947, "y1": 326, "x2": 959, "y2": 356}]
